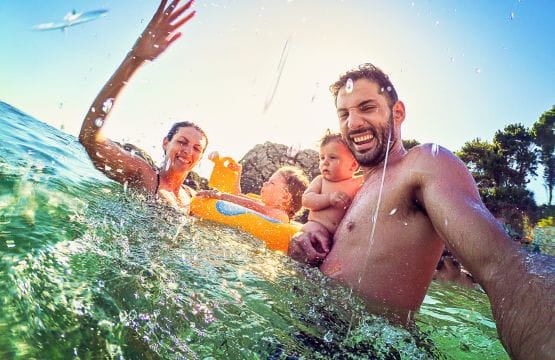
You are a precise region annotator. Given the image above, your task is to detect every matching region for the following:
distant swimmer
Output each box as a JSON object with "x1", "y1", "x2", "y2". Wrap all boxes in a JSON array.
[{"x1": 33, "y1": 9, "x2": 109, "y2": 31}]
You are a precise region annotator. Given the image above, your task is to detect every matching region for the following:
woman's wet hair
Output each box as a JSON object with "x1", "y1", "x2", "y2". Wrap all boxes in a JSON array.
[
  {"x1": 275, "y1": 166, "x2": 309, "y2": 220},
  {"x1": 329, "y1": 63, "x2": 399, "y2": 108},
  {"x1": 166, "y1": 121, "x2": 209, "y2": 151}
]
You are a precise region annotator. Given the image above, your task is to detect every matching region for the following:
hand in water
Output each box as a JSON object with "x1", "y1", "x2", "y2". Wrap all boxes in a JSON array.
[
  {"x1": 132, "y1": 0, "x2": 195, "y2": 61},
  {"x1": 288, "y1": 230, "x2": 331, "y2": 266}
]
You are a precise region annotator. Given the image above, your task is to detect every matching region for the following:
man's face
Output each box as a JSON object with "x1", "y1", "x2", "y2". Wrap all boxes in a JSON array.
[{"x1": 336, "y1": 79, "x2": 394, "y2": 167}]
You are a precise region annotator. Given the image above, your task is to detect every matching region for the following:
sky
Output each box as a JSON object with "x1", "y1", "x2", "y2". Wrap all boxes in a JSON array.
[{"x1": 1, "y1": 0, "x2": 554, "y2": 204}]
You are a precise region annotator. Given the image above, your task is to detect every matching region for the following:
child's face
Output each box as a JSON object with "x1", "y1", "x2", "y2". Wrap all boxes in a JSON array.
[
  {"x1": 260, "y1": 172, "x2": 290, "y2": 208},
  {"x1": 319, "y1": 141, "x2": 358, "y2": 182}
]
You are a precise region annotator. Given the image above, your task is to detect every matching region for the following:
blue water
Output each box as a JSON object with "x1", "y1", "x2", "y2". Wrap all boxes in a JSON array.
[{"x1": 0, "y1": 100, "x2": 510, "y2": 359}]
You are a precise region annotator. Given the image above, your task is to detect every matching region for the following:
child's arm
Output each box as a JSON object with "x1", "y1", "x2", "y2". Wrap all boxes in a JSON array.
[
  {"x1": 303, "y1": 176, "x2": 353, "y2": 211},
  {"x1": 302, "y1": 176, "x2": 332, "y2": 211},
  {"x1": 196, "y1": 190, "x2": 289, "y2": 222}
]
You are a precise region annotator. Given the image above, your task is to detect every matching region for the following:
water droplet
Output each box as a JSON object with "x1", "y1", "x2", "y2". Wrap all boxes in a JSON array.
[
  {"x1": 435, "y1": 20, "x2": 440, "y2": 26},
  {"x1": 94, "y1": 118, "x2": 104, "y2": 128},
  {"x1": 104, "y1": 165, "x2": 112, "y2": 171},
  {"x1": 450, "y1": 56, "x2": 455, "y2": 62},
  {"x1": 474, "y1": 67, "x2": 481, "y2": 74},
  {"x1": 90, "y1": 107, "x2": 95, "y2": 113},
  {"x1": 386, "y1": 85, "x2": 392, "y2": 92},
  {"x1": 153, "y1": 44, "x2": 160, "y2": 49},
  {"x1": 389, "y1": 208, "x2": 397, "y2": 215},
  {"x1": 431, "y1": 143, "x2": 439, "y2": 157},
  {"x1": 444, "y1": 219, "x2": 449, "y2": 226},
  {"x1": 102, "y1": 98, "x2": 114, "y2": 113},
  {"x1": 345, "y1": 78, "x2": 354, "y2": 93},
  {"x1": 509, "y1": 12, "x2": 515, "y2": 20}
]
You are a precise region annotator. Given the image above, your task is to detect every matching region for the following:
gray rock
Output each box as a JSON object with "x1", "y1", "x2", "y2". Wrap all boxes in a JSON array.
[{"x1": 238, "y1": 141, "x2": 319, "y2": 195}]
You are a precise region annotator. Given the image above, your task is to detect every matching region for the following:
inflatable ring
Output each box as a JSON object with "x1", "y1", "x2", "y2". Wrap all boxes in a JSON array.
[{"x1": 190, "y1": 196, "x2": 300, "y2": 252}]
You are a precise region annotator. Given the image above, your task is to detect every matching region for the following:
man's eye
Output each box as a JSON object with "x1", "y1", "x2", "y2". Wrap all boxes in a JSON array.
[
  {"x1": 338, "y1": 112, "x2": 348, "y2": 120},
  {"x1": 360, "y1": 105, "x2": 376, "y2": 112}
]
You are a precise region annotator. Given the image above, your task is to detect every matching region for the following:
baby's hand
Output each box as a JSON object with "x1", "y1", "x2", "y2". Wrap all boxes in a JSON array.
[
  {"x1": 196, "y1": 190, "x2": 221, "y2": 199},
  {"x1": 329, "y1": 191, "x2": 351, "y2": 209}
]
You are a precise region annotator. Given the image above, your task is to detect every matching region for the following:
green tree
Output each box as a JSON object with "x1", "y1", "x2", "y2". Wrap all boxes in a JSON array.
[
  {"x1": 531, "y1": 106, "x2": 555, "y2": 205},
  {"x1": 402, "y1": 139, "x2": 420, "y2": 150},
  {"x1": 493, "y1": 123, "x2": 538, "y2": 187},
  {"x1": 457, "y1": 125, "x2": 539, "y2": 236}
]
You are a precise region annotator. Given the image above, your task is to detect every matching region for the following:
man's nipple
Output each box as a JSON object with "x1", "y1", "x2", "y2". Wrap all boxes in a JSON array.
[{"x1": 346, "y1": 221, "x2": 355, "y2": 232}]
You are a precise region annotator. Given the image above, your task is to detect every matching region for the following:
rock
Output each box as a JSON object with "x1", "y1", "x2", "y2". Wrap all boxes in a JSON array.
[{"x1": 238, "y1": 141, "x2": 319, "y2": 194}]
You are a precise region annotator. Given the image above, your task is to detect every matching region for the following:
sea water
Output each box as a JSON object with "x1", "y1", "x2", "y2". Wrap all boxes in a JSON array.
[{"x1": 0, "y1": 101, "x2": 515, "y2": 359}]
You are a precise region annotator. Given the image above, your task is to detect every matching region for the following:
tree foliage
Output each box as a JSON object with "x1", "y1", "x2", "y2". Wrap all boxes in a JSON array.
[
  {"x1": 531, "y1": 105, "x2": 555, "y2": 205},
  {"x1": 457, "y1": 124, "x2": 539, "y2": 236}
]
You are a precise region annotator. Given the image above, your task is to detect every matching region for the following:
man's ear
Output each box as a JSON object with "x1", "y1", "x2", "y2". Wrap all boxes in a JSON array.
[
  {"x1": 392, "y1": 100, "x2": 406, "y2": 126},
  {"x1": 162, "y1": 137, "x2": 169, "y2": 155}
]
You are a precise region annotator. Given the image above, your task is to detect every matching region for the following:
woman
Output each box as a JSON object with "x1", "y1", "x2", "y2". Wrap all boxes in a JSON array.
[{"x1": 79, "y1": 0, "x2": 205, "y2": 213}]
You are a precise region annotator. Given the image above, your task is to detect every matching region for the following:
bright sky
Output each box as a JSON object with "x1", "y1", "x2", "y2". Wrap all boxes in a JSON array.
[{"x1": 1, "y1": 1, "x2": 554, "y2": 204}]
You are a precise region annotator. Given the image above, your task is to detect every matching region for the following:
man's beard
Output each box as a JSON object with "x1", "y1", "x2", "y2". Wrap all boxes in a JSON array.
[{"x1": 346, "y1": 116, "x2": 394, "y2": 167}]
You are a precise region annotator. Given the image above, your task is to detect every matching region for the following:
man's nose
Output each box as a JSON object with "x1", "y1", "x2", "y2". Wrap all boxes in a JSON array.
[{"x1": 347, "y1": 112, "x2": 365, "y2": 130}]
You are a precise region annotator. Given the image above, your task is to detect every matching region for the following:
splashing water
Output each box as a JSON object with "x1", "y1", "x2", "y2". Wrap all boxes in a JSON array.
[
  {"x1": 263, "y1": 37, "x2": 291, "y2": 112},
  {"x1": 345, "y1": 78, "x2": 354, "y2": 93},
  {"x1": 102, "y1": 98, "x2": 114, "y2": 113},
  {"x1": 357, "y1": 126, "x2": 393, "y2": 283},
  {"x1": 431, "y1": 143, "x2": 439, "y2": 157},
  {"x1": 0, "y1": 101, "x2": 510, "y2": 359}
]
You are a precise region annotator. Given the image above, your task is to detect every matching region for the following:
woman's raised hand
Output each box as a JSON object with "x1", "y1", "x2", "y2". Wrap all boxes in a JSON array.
[{"x1": 132, "y1": 0, "x2": 195, "y2": 61}]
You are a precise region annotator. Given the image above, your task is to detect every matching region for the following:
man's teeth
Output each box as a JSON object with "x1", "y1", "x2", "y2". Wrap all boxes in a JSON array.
[{"x1": 352, "y1": 134, "x2": 374, "y2": 144}]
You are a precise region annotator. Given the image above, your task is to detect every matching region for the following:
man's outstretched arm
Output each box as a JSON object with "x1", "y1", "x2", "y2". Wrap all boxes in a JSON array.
[{"x1": 416, "y1": 144, "x2": 554, "y2": 359}]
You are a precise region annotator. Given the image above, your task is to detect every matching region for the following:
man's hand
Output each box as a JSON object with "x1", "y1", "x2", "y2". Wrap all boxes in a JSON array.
[
  {"x1": 288, "y1": 231, "x2": 331, "y2": 266},
  {"x1": 132, "y1": 0, "x2": 195, "y2": 61}
]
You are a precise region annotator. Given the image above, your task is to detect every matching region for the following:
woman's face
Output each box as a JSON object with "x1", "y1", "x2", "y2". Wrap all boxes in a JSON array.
[{"x1": 162, "y1": 126, "x2": 206, "y2": 174}]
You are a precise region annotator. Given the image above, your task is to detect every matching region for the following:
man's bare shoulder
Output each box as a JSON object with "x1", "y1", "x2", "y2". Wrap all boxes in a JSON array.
[{"x1": 404, "y1": 143, "x2": 465, "y2": 171}]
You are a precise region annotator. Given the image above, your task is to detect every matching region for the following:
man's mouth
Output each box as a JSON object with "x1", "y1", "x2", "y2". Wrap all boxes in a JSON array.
[{"x1": 350, "y1": 131, "x2": 375, "y2": 146}]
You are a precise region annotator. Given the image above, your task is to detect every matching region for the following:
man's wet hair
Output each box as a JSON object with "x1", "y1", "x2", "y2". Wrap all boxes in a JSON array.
[
  {"x1": 166, "y1": 121, "x2": 209, "y2": 151},
  {"x1": 329, "y1": 63, "x2": 399, "y2": 107}
]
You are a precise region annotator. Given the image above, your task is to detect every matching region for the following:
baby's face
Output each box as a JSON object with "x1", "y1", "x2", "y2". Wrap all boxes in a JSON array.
[
  {"x1": 260, "y1": 172, "x2": 289, "y2": 208},
  {"x1": 319, "y1": 141, "x2": 358, "y2": 182}
]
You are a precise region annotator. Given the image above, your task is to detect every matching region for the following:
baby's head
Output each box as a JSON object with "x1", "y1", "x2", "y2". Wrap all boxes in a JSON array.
[
  {"x1": 319, "y1": 132, "x2": 358, "y2": 182},
  {"x1": 260, "y1": 166, "x2": 309, "y2": 220}
]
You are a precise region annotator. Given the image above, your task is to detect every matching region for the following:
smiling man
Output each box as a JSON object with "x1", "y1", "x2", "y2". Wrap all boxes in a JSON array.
[{"x1": 288, "y1": 63, "x2": 554, "y2": 359}]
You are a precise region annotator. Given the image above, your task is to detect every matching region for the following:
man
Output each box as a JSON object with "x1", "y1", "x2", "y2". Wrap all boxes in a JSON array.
[{"x1": 288, "y1": 63, "x2": 554, "y2": 359}]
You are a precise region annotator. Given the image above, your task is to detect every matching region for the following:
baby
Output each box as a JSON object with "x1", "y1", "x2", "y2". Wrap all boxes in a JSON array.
[
  {"x1": 300, "y1": 132, "x2": 363, "y2": 244},
  {"x1": 197, "y1": 166, "x2": 308, "y2": 223}
]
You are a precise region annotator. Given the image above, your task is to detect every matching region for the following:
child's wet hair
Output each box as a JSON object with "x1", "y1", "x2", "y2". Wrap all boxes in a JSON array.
[
  {"x1": 275, "y1": 166, "x2": 309, "y2": 220},
  {"x1": 320, "y1": 129, "x2": 347, "y2": 148}
]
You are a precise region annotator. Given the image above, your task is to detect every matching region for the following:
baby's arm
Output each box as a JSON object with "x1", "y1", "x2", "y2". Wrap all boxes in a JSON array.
[{"x1": 196, "y1": 191, "x2": 289, "y2": 222}]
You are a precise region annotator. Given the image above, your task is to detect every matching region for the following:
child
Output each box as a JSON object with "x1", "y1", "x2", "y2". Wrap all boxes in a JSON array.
[
  {"x1": 196, "y1": 165, "x2": 309, "y2": 223},
  {"x1": 300, "y1": 132, "x2": 363, "y2": 243}
]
